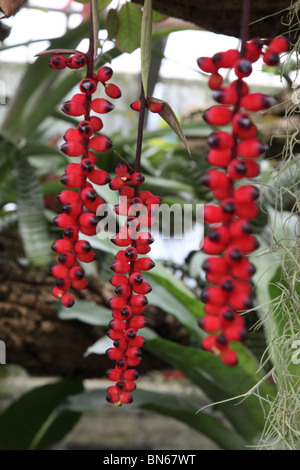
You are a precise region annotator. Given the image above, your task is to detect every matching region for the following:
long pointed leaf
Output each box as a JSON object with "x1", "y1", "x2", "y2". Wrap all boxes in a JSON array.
[
  {"x1": 140, "y1": 0, "x2": 152, "y2": 97},
  {"x1": 62, "y1": 387, "x2": 248, "y2": 450},
  {"x1": 14, "y1": 151, "x2": 51, "y2": 265},
  {"x1": 144, "y1": 336, "x2": 273, "y2": 443},
  {"x1": 0, "y1": 380, "x2": 83, "y2": 450}
]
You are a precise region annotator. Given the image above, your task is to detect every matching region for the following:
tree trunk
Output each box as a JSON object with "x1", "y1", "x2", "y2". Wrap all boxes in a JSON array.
[
  {"x1": 0, "y1": 232, "x2": 189, "y2": 379},
  {"x1": 134, "y1": 0, "x2": 296, "y2": 39}
]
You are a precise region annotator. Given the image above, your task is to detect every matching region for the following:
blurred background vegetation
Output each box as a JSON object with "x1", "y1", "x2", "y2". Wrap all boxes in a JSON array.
[{"x1": 0, "y1": 0, "x2": 299, "y2": 451}]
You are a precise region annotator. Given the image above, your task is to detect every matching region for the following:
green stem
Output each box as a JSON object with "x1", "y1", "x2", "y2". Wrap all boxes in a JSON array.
[{"x1": 134, "y1": 85, "x2": 147, "y2": 175}]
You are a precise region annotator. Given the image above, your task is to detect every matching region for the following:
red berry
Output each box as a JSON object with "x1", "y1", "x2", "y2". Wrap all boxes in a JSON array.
[
  {"x1": 49, "y1": 55, "x2": 67, "y2": 70},
  {"x1": 230, "y1": 79, "x2": 249, "y2": 96},
  {"x1": 200, "y1": 169, "x2": 230, "y2": 190},
  {"x1": 57, "y1": 190, "x2": 80, "y2": 204},
  {"x1": 212, "y1": 86, "x2": 238, "y2": 105},
  {"x1": 62, "y1": 294, "x2": 75, "y2": 308},
  {"x1": 241, "y1": 93, "x2": 276, "y2": 112},
  {"x1": 232, "y1": 115, "x2": 257, "y2": 140},
  {"x1": 97, "y1": 66, "x2": 113, "y2": 82},
  {"x1": 53, "y1": 213, "x2": 76, "y2": 229},
  {"x1": 197, "y1": 56, "x2": 218, "y2": 73},
  {"x1": 206, "y1": 149, "x2": 232, "y2": 168},
  {"x1": 51, "y1": 264, "x2": 69, "y2": 279},
  {"x1": 89, "y1": 168, "x2": 111, "y2": 185},
  {"x1": 228, "y1": 218, "x2": 253, "y2": 238},
  {"x1": 227, "y1": 159, "x2": 260, "y2": 180},
  {"x1": 263, "y1": 48, "x2": 279, "y2": 66},
  {"x1": 71, "y1": 278, "x2": 88, "y2": 290},
  {"x1": 212, "y1": 49, "x2": 239, "y2": 69},
  {"x1": 231, "y1": 259, "x2": 256, "y2": 279},
  {"x1": 91, "y1": 98, "x2": 115, "y2": 114},
  {"x1": 268, "y1": 36, "x2": 289, "y2": 54},
  {"x1": 61, "y1": 100, "x2": 85, "y2": 117},
  {"x1": 220, "y1": 347, "x2": 238, "y2": 366},
  {"x1": 77, "y1": 120, "x2": 94, "y2": 138},
  {"x1": 63, "y1": 226, "x2": 79, "y2": 242},
  {"x1": 64, "y1": 128, "x2": 83, "y2": 142},
  {"x1": 90, "y1": 116, "x2": 103, "y2": 132},
  {"x1": 233, "y1": 234, "x2": 259, "y2": 254},
  {"x1": 130, "y1": 172, "x2": 145, "y2": 185},
  {"x1": 106, "y1": 368, "x2": 122, "y2": 381},
  {"x1": 235, "y1": 201, "x2": 259, "y2": 219},
  {"x1": 120, "y1": 392, "x2": 133, "y2": 404},
  {"x1": 110, "y1": 259, "x2": 130, "y2": 274},
  {"x1": 105, "y1": 83, "x2": 122, "y2": 99},
  {"x1": 208, "y1": 73, "x2": 223, "y2": 90},
  {"x1": 79, "y1": 78, "x2": 98, "y2": 95},
  {"x1": 202, "y1": 256, "x2": 227, "y2": 275},
  {"x1": 207, "y1": 130, "x2": 234, "y2": 149},
  {"x1": 133, "y1": 257, "x2": 155, "y2": 272},
  {"x1": 89, "y1": 135, "x2": 113, "y2": 152},
  {"x1": 229, "y1": 292, "x2": 253, "y2": 310},
  {"x1": 234, "y1": 58, "x2": 252, "y2": 78},
  {"x1": 129, "y1": 316, "x2": 148, "y2": 330},
  {"x1": 237, "y1": 138, "x2": 269, "y2": 158},
  {"x1": 234, "y1": 184, "x2": 260, "y2": 203},
  {"x1": 51, "y1": 239, "x2": 73, "y2": 253},
  {"x1": 201, "y1": 335, "x2": 217, "y2": 352},
  {"x1": 146, "y1": 100, "x2": 164, "y2": 113},
  {"x1": 198, "y1": 315, "x2": 221, "y2": 332},
  {"x1": 130, "y1": 101, "x2": 141, "y2": 112},
  {"x1": 69, "y1": 266, "x2": 85, "y2": 280},
  {"x1": 60, "y1": 141, "x2": 84, "y2": 157},
  {"x1": 106, "y1": 347, "x2": 124, "y2": 360},
  {"x1": 67, "y1": 53, "x2": 87, "y2": 69},
  {"x1": 203, "y1": 106, "x2": 232, "y2": 126},
  {"x1": 200, "y1": 286, "x2": 227, "y2": 306}
]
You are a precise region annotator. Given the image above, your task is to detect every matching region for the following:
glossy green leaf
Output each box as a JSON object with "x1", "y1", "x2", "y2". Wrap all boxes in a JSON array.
[
  {"x1": 144, "y1": 337, "x2": 273, "y2": 443},
  {"x1": 152, "y1": 10, "x2": 168, "y2": 22},
  {"x1": 58, "y1": 299, "x2": 112, "y2": 326},
  {"x1": 115, "y1": 2, "x2": 142, "y2": 53},
  {"x1": 14, "y1": 152, "x2": 51, "y2": 266},
  {"x1": 0, "y1": 380, "x2": 83, "y2": 450},
  {"x1": 144, "y1": 274, "x2": 203, "y2": 339},
  {"x1": 106, "y1": 8, "x2": 120, "y2": 40},
  {"x1": 62, "y1": 387, "x2": 248, "y2": 450},
  {"x1": 98, "y1": 0, "x2": 113, "y2": 12},
  {"x1": 141, "y1": 175, "x2": 194, "y2": 193}
]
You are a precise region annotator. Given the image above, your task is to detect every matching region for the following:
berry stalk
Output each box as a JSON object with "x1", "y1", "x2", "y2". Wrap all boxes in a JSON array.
[
  {"x1": 48, "y1": 6, "x2": 121, "y2": 307},
  {"x1": 105, "y1": 86, "x2": 162, "y2": 406},
  {"x1": 197, "y1": 26, "x2": 289, "y2": 365}
]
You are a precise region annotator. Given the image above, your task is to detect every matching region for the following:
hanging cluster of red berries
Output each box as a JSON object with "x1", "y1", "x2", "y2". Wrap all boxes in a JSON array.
[
  {"x1": 105, "y1": 161, "x2": 161, "y2": 406},
  {"x1": 49, "y1": 51, "x2": 121, "y2": 308},
  {"x1": 197, "y1": 36, "x2": 289, "y2": 366}
]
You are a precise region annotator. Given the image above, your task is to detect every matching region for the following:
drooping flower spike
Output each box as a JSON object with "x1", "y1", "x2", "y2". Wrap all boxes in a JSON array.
[
  {"x1": 105, "y1": 159, "x2": 161, "y2": 406},
  {"x1": 197, "y1": 36, "x2": 289, "y2": 366},
  {"x1": 49, "y1": 52, "x2": 121, "y2": 308}
]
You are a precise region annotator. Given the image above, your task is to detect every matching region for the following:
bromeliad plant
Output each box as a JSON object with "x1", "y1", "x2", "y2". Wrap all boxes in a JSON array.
[
  {"x1": 197, "y1": 5, "x2": 289, "y2": 366},
  {"x1": 45, "y1": 0, "x2": 166, "y2": 406},
  {"x1": 49, "y1": 49, "x2": 120, "y2": 308},
  {"x1": 46, "y1": 0, "x2": 289, "y2": 402}
]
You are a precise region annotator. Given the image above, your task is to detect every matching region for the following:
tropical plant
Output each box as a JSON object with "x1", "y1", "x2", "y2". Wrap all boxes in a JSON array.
[{"x1": 0, "y1": 0, "x2": 299, "y2": 452}]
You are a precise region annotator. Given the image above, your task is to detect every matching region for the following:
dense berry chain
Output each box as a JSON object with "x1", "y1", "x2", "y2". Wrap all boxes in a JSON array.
[
  {"x1": 48, "y1": 49, "x2": 163, "y2": 406},
  {"x1": 105, "y1": 162, "x2": 161, "y2": 406},
  {"x1": 197, "y1": 36, "x2": 289, "y2": 365},
  {"x1": 49, "y1": 52, "x2": 121, "y2": 308}
]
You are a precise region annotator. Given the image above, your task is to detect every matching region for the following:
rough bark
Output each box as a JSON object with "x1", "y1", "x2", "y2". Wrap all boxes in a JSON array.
[
  {"x1": 0, "y1": 232, "x2": 189, "y2": 379},
  {"x1": 135, "y1": 0, "x2": 297, "y2": 40}
]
